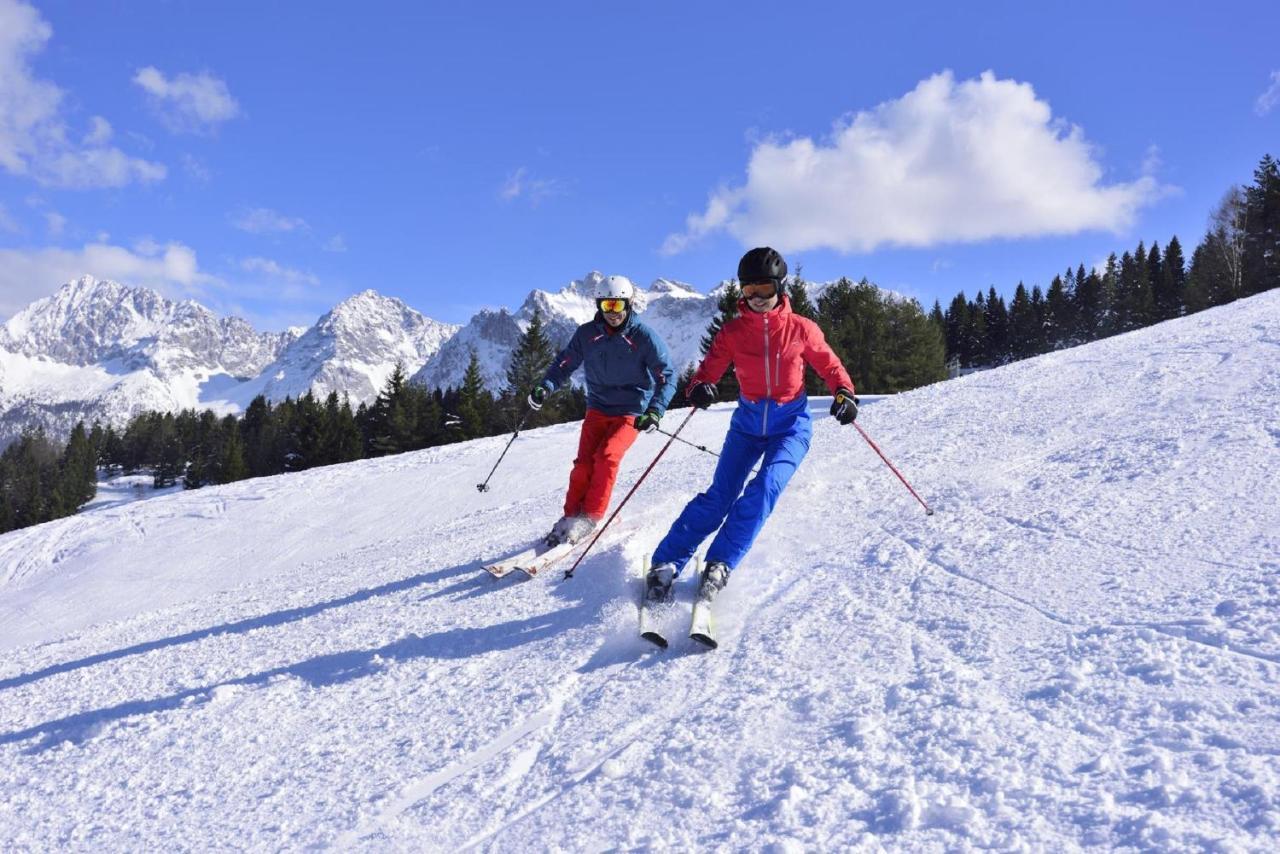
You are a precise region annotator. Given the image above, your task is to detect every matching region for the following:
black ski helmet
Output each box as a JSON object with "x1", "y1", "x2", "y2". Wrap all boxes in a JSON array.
[{"x1": 738, "y1": 247, "x2": 787, "y2": 285}]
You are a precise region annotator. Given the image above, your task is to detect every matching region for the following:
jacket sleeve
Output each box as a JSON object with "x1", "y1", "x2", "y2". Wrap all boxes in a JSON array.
[
  {"x1": 643, "y1": 329, "x2": 677, "y2": 415},
  {"x1": 801, "y1": 320, "x2": 855, "y2": 394},
  {"x1": 542, "y1": 326, "x2": 586, "y2": 390},
  {"x1": 688, "y1": 325, "x2": 734, "y2": 390}
]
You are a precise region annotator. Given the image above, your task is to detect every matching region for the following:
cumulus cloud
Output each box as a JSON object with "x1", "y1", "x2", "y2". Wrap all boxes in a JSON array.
[
  {"x1": 1256, "y1": 71, "x2": 1280, "y2": 117},
  {"x1": 241, "y1": 256, "x2": 319, "y2": 287},
  {"x1": 0, "y1": 0, "x2": 165, "y2": 188},
  {"x1": 0, "y1": 240, "x2": 214, "y2": 317},
  {"x1": 663, "y1": 70, "x2": 1170, "y2": 256},
  {"x1": 500, "y1": 167, "x2": 564, "y2": 206},
  {"x1": 133, "y1": 66, "x2": 241, "y2": 133},
  {"x1": 231, "y1": 207, "x2": 308, "y2": 234}
]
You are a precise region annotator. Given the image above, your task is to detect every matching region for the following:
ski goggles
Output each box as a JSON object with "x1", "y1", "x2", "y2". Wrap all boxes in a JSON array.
[
  {"x1": 741, "y1": 281, "x2": 778, "y2": 299},
  {"x1": 597, "y1": 298, "x2": 629, "y2": 314}
]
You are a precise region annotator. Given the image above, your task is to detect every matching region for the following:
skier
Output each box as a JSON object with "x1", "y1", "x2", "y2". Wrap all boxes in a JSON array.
[
  {"x1": 646, "y1": 247, "x2": 859, "y2": 609},
  {"x1": 529, "y1": 275, "x2": 676, "y2": 547}
]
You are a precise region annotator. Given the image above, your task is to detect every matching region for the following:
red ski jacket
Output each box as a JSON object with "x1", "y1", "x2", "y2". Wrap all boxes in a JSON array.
[{"x1": 690, "y1": 295, "x2": 854, "y2": 404}]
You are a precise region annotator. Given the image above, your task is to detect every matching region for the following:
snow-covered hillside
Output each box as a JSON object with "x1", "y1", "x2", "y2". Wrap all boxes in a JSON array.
[
  {"x1": 1, "y1": 292, "x2": 1277, "y2": 849},
  {"x1": 0, "y1": 279, "x2": 456, "y2": 445},
  {"x1": 0, "y1": 276, "x2": 298, "y2": 444}
]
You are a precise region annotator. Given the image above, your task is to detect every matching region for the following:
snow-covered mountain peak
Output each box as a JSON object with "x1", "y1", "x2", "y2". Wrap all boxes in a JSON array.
[
  {"x1": 647, "y1": 278, "x2": 700, "y2": 298},
  {"x1": 220, "y1": 289, "x2": 460, "y2": 407}
]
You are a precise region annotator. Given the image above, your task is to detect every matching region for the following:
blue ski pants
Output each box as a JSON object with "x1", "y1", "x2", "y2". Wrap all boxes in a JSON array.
[{"x1": 652, "y1": 396, "x2": 812, "y2": 575}]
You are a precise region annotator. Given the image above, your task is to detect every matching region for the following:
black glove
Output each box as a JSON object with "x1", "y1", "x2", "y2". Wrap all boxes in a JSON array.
[
  {"x1": 527, "y1": 385, "x2": 548, "y2": 411},
  {"x1": 634, "y1": 409, "x2": 661, "y2": 433},
  {"x1": 831, "y1": 388, "x2": 858, "y2": 424},
  {"x1": 688, "y1": 382, "x2": 717, "y2": 409}
]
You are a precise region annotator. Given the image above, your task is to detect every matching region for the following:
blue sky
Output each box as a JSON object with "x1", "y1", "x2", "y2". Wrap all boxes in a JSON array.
[{"x1": 1, "y1": 0, "x2": 1277, "y2": 329}]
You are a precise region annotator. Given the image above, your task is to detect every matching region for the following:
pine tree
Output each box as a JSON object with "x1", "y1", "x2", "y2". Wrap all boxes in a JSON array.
[
  {"x1": 983, "y1": 286, "x2": 1010, "y2": 364},
  {"x1": 1159, "y1": 236, "x2": 1187, "y2": 319},
  {"x1": 879, "y1": 298, "x2": 948, "y2": 391},
  {"x1": 1099, "y1": 254, "x2": 1120, "y2": 337},
  {"x1": 1044, "y1": 274, "x2": 1073, "y2": 350},
  {"x1": 456, "y1": 351, "x2": 490, "y2": 440},
  {"x1": 219, "y1": 415, "x2": 249, "y2": 482},
  {"x1": 944, "y1": 292, "x2": 968, "y2": 364},
  {"x1": 1242, "y1": 154, "x2": 1280, "y2": 295},
  {"x1": 504, "y1": 307, "x2": 558, "y2": 427},
  {"x1": 1007, "y1": 283, "x2": 1036, "y2": 360}
]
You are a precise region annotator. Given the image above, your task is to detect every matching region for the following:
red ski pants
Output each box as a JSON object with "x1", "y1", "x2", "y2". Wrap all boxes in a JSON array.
[{"x1": 564, "y1": 408, "x2": 640, "y2": 519}]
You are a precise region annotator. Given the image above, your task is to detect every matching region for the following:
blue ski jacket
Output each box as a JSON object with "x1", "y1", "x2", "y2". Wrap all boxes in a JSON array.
[{"x1": 541, "y1": 311, "x2": 677, "y2": 417}]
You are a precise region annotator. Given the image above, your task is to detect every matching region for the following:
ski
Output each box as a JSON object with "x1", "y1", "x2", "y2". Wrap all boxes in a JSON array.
[
  {"x1": 689, "y1": 599, "x2": 717, "y2": 649},
  {"x1": 516, "y1": 539, "x2": 580, "y2": 577},
  {"x1": 639, "y1": 573, "x2": 673, "y2": 649},
  {"x1": 483, "y1": 517, "x2": 625, "y2": 579},
  {"x1": 482, "y1": 540, "x2": 571, "y2": 578}
]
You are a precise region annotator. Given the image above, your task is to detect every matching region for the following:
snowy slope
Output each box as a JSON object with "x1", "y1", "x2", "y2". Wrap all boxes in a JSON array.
[{"x1": 1, "y1": 292, "x2": 1278, "y2": 849}]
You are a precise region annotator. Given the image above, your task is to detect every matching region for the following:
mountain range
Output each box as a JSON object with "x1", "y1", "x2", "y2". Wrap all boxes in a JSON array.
[{"x1": 0, "y1": 273, "x2": 725, "y2": 446}]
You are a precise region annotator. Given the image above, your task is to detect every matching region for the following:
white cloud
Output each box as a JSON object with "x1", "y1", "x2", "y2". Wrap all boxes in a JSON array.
[
  {"x1": 1256, "y1": 71, "x2": 1280, "y2": 117},
  {"x1": 133, "y1": 66, "x2": 241, "y2": 133},
  {"x1": 0, "y1": 0, "x2": 166, "y2": 188},
  {"x1": 82, "y1": 116, "x2": 112, "y2": 146},
  {"x1": 240, "y1": 256, "x2": 320, "y2": 287},
  {"x1": 43, "y1": 210, "x2": 64, "y2": 236},
  {"x1": 181, "y1": 153, "x2": 211, "y2": 183},
  {"x1": 322, "y1": 234, "x2": 348, "y2": 252},
  {"x1": 0, "y1": 240, "x2": 214, "y2": 317},
  {"x1": 231, "y1": 207, "x2": 308, "y2": 234},
  {"x1": 663, "y1": 70, "x2": 1170, "y2": 256},
  {"x1": 500, "y1": 167, "x2": 564, "y2": 206}
]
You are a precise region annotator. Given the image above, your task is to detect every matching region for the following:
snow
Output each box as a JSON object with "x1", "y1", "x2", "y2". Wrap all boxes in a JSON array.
[{"x1": 1, "y1": 291, "x2": 1278, "y2": 849}]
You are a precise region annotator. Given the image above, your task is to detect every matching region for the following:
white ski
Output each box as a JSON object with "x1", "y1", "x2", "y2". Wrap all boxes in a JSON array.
[{"x1": 482, "y1": 540, "x2": 572, "y2": 578}]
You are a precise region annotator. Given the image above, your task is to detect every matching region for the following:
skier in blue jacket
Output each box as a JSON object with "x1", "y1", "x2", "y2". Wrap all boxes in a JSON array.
[{"x1": 529, "y1": 275, "x2": 676, "y2": 546}]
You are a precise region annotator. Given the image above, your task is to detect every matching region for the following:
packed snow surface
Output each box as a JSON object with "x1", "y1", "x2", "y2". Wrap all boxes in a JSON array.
[{"x1": 2, "y1": 292, "x2": 1278, "y2": 850}]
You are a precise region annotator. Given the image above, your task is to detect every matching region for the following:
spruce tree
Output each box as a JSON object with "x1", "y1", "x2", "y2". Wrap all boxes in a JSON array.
[
  {"x1": 1242, "y1": 154, "x2": 1280, "y2": 295},
  {"x1": 1045, "y1": 274, "x2": 1074, "y2": 349},
  {"x1": 1159, "y1": 236, "x2": 1188, "y2": 319},
  {"x1": 504, "y1": 307, "x2": 557, "y2": 426},
  {"x1": 456, "y1": 351, "x2": 490, "y2": 440},
  {"x1": 1007, "y1": 283, "x2": 1036, "y2": 360},
  {"x1": 983, "y1": 287, "x2": 1010, "y2": 364}
]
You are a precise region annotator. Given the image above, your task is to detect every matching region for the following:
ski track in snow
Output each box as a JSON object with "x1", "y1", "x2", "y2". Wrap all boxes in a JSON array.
[{"x1": 2, "y1": 292, "x2": 1279, "y2": 849}]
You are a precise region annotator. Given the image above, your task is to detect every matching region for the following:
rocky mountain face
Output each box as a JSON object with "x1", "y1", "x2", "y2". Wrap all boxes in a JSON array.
[
  {"x1": 0, "y1": 279, "x2": 457, "y2": 447},
  {"x1": 0, "y1": 270, "x2": 813, "y2": 446}
]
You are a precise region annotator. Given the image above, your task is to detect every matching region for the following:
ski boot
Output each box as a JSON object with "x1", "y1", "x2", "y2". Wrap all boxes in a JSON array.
[
  {"x1": 543, "y1": 514, "x2": 597, "y2": 548},
  {"x1": 697, "y1": 561, "x2": 729, "y2": 603},
  {"x1": 645, "y1": 563, "x2": 676, "y2": 604}
]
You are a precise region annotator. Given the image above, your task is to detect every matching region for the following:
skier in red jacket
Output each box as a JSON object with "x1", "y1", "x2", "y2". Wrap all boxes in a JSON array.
[{"x1": 647, "y1": 247, "x2": 858, "y2": 609}]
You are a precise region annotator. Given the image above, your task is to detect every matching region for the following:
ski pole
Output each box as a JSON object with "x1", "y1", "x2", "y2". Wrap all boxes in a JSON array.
[
  {"x1": 563, "y1": 407, "x2": 698, "y2": 580},
  {"x1": 476, "y1": 411, "x2": 529, "y2": 493},
  {"x1": 654, "y1": 423, "x2": 719, "y2": 458},
  {"x1": 853, "y1": 421, "x2": 934, "y2": 515}
]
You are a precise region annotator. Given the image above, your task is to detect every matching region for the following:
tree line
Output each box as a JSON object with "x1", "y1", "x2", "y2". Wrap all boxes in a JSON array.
[
  {"x1": 939, "y1": 154, "x2": 1279, "y2": 368},
  {"x1": 1, "y1": 154, "x2": 1275, "y2": 535}
]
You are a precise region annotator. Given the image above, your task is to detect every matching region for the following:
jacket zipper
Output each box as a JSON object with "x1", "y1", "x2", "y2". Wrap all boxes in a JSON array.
[{"x1": 762, "y1": 316, "x2": 772, "y2": 435}]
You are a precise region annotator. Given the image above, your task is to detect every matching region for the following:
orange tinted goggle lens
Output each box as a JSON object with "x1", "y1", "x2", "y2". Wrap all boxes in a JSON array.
[
  {"x1": 598, "y1": 298, "x2": 628, "y2": 313},
  {"x1": 742, "y1": 282, "x2": 778, "y2": 298}
]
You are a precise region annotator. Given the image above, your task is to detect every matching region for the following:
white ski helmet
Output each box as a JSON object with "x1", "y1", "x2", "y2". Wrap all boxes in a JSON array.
[{"x1": 597, "y1": 275, "x2": 635, "y2": 301}]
